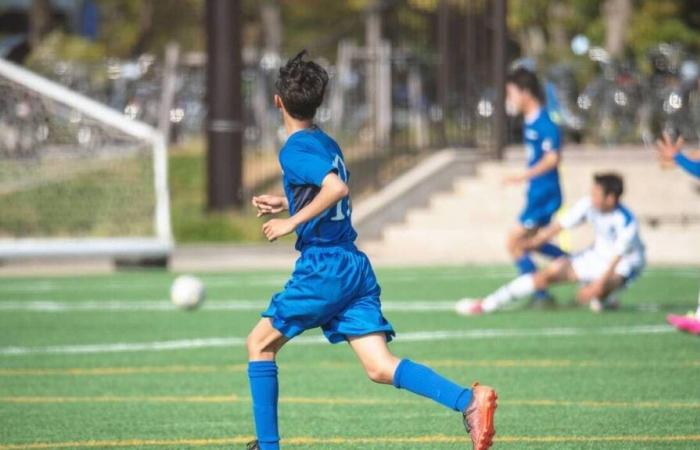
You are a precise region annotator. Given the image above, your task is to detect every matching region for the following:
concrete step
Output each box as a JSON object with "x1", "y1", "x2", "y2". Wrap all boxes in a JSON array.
[{"x1": 364, "y1": 146, "x2": 700, "y2": 265}]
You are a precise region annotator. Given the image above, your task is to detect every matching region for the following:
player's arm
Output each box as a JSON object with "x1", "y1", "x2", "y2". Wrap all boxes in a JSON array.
[
  {"x1": 523, "y1": 222, "x2": 562, "y2": 250},
  {"x1": 524, "y1": 151, "x2": 561, "y2": 180},
  {"x1": 262, "y1": 172, "x2": 348, "y2": 241},
  {"x1": 656, "y1": 133, "x2": 700, "y2": 178},
  {"x1": 578, "y1": 255, "x2": 622, "y2": 301},
  {"x1": 505, "y1": 127, "x2": 561, "y2": 183},
  {"x1": 674, "y1": 152, "x2": 700, "y2": 178},
  {"x1": 581, "y1": 219, "x2": 637, "y2": 300},
  {"x1": 525, "y1": 197, "x2": 589, "y2": 251},
  {"x1": 252, "y1": 195, "x2": 289, "y2": 217}
]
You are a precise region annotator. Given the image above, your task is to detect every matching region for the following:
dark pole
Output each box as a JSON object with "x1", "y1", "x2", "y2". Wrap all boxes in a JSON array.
[
  {"x1": 492, "y1": 0, "x2": 507, "y2": 160},
  {"x1": 206, "y1": 0, "x2": 243, "y2": 210},
  {"x1": 464, "y1": 1, "x2": 477, "y2": 143},
  {"x1": 437, "y1": 0, "x2": 449, "y2": 146}
]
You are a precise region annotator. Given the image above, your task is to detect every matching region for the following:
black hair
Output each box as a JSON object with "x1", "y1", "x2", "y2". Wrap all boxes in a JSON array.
[
  {"x1": 594, "y1": 173, "x2": 624, "y2": 200},
  {"x1": 275, "y1": 50, "x2": 329, "y2": 120},
  {"x1": 506, "y1": 67, "x2": 544, "y2": 103}
]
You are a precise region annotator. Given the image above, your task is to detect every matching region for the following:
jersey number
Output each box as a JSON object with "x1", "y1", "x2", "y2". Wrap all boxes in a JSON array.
[{"x1": 330, "y1": 155, "x2": 351, "y2": 221}]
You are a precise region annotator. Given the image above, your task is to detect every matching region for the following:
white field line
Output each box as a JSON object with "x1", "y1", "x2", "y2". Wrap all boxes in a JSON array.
[
  {"x1": 0, "y1": 300, "x2": 458, "y2": 312},
  {"x1": 0, "y1": 324, "x2": 673, "y2": 356},
  {"x1": 0, "y1": 299, "x2": 683, "y2": 313},
  {"x1": 0, "y1": 268, "x2": 695, "y2": 293}
]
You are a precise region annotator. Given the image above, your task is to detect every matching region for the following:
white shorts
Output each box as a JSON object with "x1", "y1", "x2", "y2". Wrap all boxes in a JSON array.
[{"x1": 571, "y1": 248, "x2": 645, "y2": 285}]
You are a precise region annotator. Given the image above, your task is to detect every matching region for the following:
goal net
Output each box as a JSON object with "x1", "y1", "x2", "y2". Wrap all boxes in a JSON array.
[{"x1": 0, "y1": 59, "x2": 172, "y2": 261}]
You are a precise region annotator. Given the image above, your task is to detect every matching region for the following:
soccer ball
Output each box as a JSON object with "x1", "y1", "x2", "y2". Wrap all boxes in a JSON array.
[{"x1": 170, "y1": 275, "x2": 206, "y2": 310}]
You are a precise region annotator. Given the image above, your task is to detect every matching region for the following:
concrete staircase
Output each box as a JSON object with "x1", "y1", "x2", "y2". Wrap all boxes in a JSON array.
[{"x1": 360, "y1": 146, "x2": 700, "y2": 266}]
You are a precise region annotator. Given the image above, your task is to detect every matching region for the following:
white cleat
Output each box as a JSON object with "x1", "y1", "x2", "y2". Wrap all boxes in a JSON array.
[{"x1": 455, "y1": 298, "x2": 484, "y2": 316}]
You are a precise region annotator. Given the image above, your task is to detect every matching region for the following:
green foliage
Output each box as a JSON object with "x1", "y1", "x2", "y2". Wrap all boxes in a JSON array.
[
  {"x1": 94, "y1": 0, "x2": 205, "y2": 57},
  {"x1": 0, "y1": 156, "x2": 154, "y2": 238},
  {"x1": 25, "y1": 30, "x2": 106, "y2": 67},
  {"x1": 629, "y1": 0, "x2": 700, "y2": 59},
  {"x1": 168, "y1": 140, "x2": 268, "y2": 243}
]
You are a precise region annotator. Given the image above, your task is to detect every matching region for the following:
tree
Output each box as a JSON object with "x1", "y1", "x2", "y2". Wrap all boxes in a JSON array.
[{"x1": 603, "y1": 0, "x2": 632, "y2": 58}]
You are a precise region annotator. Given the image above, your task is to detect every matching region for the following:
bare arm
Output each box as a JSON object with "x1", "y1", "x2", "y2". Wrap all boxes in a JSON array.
[
  {"x1": 578, "y1": 255, "x2": 623, "y2": 302},
  {"x1": 262, "y1": 172, "x2": 348, "y2": 241},
  {"x1": 526, "y1": 151, "x2": 560, "y2": 180},
  {"x1": 505, "y1": 152, "x2": 561, "y2": 184},
  {"x1": 523, "y1": 222, "x2": 563, "y2": 250}
]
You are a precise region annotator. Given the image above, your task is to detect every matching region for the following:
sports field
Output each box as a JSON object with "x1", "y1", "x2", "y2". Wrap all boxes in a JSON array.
[{"x1": 1, "y1": 265, "x2": 699, "y2": 449}]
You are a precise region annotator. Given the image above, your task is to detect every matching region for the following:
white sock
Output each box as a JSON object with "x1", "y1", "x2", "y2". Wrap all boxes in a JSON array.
[{"x1": 482, "y1": 274, "x2": 535, "y2": 312}]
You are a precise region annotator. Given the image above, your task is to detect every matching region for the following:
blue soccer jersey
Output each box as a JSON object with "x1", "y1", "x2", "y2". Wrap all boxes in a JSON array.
[
  {"x1": 518, "y1": 109, "x2": 563, "y2": 228},
  {"x1": 264, "y1": 126, "x2": 394, "y2": 344},
  {"x1": 279, "y1": 126, "x2": 357, "y2": 251},
  {"x1": 524, "y1": 108, "x2": 562, "y2": 198}
]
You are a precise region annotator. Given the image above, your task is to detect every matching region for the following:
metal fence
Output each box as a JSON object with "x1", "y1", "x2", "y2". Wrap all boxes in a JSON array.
[{"x1": 20, "y1": 1, "x2": 507, "y2": 199}]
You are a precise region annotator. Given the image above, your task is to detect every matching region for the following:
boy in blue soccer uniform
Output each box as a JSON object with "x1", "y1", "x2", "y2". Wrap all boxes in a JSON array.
[
  {"x1": 245, "y1": 51, "x2": 497, "y2": 450},
  {"x1": 501, "y1": 68, "x2": 566, "y2": 308},
  {"x1": 656, "y1": 132, "x2": 700, "y2": 335}
]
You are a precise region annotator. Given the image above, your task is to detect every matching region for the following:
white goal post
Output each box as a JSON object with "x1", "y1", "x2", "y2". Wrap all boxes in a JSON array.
[{"x1": 0, "y1": 58, "x2": 173, "y2": 261}]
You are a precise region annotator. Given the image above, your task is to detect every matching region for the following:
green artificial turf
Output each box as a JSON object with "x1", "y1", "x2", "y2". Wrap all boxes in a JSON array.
[{"x1": 0, "y1": 265, "x2": 699, "y2": 449}]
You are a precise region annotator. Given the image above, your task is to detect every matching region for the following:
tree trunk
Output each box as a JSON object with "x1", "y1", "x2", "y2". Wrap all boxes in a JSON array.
[
  {"x1": 603, "y1": 0, "x2": 632, "y2": 58},
  {"x1": 29, "y1": 0, "x2": 52, "y2": 48}
]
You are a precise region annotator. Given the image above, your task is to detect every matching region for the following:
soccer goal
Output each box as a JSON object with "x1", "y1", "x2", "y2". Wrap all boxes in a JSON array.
[{"x1": 0, "y1": 58, "x2": 172, "y2": 262}]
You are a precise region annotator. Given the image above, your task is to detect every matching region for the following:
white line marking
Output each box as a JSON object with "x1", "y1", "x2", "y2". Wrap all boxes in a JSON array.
[
  {"x1": 0, "y1": 268, "x2": 694, "y2": 293},
  {"x1": 0, "y1": 300, "x2": 460, "y2": 312},
  {"x1": 0, "y1": 299, "x2": 687, "y2": 313},
  {"x1": 0, "y1": 324, "x2": 673, "y2": 356}
]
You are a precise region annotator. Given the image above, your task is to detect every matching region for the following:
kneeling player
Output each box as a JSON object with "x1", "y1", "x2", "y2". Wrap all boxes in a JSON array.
[{"x1": 456, "y1": 173, "x2": 645, "y2": 315}]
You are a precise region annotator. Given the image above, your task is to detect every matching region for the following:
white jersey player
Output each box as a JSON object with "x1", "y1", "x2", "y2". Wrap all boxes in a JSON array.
[{"x1": 456, "y1": 173, "x2": 645, "y2": 315}]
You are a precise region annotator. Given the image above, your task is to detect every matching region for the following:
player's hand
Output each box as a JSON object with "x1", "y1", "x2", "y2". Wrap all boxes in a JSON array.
[
  {"x1": 262, "y1": 218, "x2": 296, "y2": 242},
  {"x1": 502, "y1": 173, "x2": 527, "y2": 185},
  {"x1": 655, "y1": 133, "x2": 684, "y2": 166},
  {"x1": 577, "y1": 280, "x2": 605, "y2": 303},
  {"x1": 252, "y1": 195, "x2": 287, "y2": 217}
]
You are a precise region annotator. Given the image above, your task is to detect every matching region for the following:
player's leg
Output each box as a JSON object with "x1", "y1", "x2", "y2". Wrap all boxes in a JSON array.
[
  {"x1": 507, "y1": 223, "x2": 554, "y2": 304},
  {"x1": 506, "y1": 223, "x2": 537, "y2": 273},
  {"x1": 575, "y1": 274, "x2": 626, "y2": 307},
  {"x1": 246, "y1": 318, "x2": 289, "y2": 450},
  {"x1": 458, "y1": 257, "x2": 576, "y2": 314},
  {"x1": 348, "y1": 333, "x2": 496, "y2": 449}
]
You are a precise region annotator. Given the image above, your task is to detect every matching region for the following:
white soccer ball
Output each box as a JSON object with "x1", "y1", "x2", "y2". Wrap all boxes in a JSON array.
[{"x1": 170, "y1": 275, "x2": 206, "y2": 310}]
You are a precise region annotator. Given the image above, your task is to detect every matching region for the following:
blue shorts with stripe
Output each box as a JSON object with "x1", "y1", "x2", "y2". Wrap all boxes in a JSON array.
[
  {"x1": 519, "y1": 191, "x2": 562, "y2": 229},
  {"x1": 262, "y1": 243, "x2": 395, "y2": 344}
]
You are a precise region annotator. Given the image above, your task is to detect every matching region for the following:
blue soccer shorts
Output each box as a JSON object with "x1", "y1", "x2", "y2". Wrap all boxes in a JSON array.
[
  {"x1": 519, "y1": 191, "x2": 563, "y2": 229},
  {"x1": 262, "y1": 243, "x2": 395, "y2": 344}
]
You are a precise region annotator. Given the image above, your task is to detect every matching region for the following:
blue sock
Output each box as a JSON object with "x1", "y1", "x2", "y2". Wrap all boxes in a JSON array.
[
  {"x1": 248, "y1": 361, "x2": 280, "y2": 450},
  {"x1": 537, "y1": 243, "x2": 567, "y2": 259},
  {"x1": 393, "y1": 359, "x2": 472, "y2": 412},
  {"x1": 515, "y1": 254, "x2": 537, "y2": 274}
]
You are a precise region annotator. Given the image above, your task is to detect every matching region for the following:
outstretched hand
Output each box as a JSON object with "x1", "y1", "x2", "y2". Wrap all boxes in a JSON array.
[
  {"x1": 655, "y1": 132, "x2": 684, "y2": 166},
  {"x1": 252, "y1": 195, "x2": 288, "y2": 217}
]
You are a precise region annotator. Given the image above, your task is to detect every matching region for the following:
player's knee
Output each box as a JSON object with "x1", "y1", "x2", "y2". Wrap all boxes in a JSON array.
[
  {"x1": 246, "y1": 333, "x2": 272, "y2": 359},
  {"x1": 363, "y1": 362, "x2": 395, "y2": 385}
]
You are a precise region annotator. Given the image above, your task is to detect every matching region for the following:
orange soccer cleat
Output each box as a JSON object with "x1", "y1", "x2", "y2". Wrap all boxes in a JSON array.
[{"x1": 463, "y1": 382, "x2": 498, "y2": 450}]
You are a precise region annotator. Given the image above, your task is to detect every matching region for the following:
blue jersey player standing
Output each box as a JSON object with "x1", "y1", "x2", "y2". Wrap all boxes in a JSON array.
[
  {"x1": 656, "y1": 132, "x2": 700, "y2": 335},
  {"x1": 501, "y1": 68, "x2": 566, "y2": 309},
  {"x1": 245, "y1": 51, "x2": 498, "y2": 450}
]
